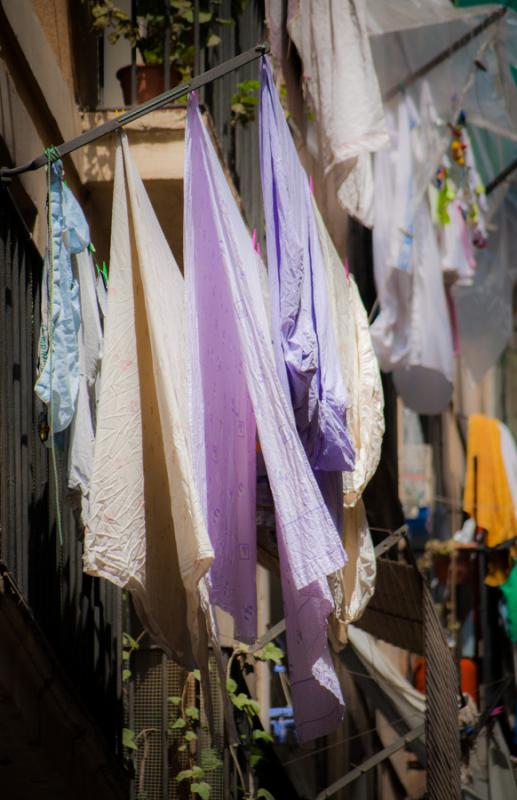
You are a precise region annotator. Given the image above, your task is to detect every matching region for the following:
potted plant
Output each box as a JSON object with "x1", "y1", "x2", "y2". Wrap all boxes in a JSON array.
[{"x1": 89, "y1": 0, "x2": 233, "y2": 104}]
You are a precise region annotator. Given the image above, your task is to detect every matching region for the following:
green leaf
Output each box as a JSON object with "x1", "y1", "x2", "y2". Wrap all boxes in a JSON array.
[
  {"x1": 254, "y1": 642, "x2": 284, "y2": 665},
  {"x1": 252, "y1": 730, "x2": 273, "y2": 744},
  {"x1": 200, "y1": 748, "x2": 223, "y2": 771},
  {"x1": 226, "y1": 677, "x2": 238, "y2": 694},
  {"x1": 230, "y1": 692, "x2": 247, "y2": 710},
  {"x1": 122, "y1": 728, "x2": 138, "y2": 751},
  {"x1": 257, "y1": 790, "x2": 275, "y2": 800},
  {"x1": 206, "y1": 34, "x2": 221, "y2": 47},
  {"x1": 191, "y1": 782, "x2": 211, "y2": 799},
  {"x1": 123, "y1": 633, "x2": 139, "y2": 651},
  {"x1": 170, "y1": 718, "x2": 186, "y2": 730},
  {"x1": 122, "y1": 668, "x2": 132, "y2": 682},
  {"x1": 192, "y1": 669, "x2": 201, "y2": 681},
  {"x1": 186, "y1": 706, "x2": 200, "y2": 720},
  {"x1": 191, "y1": 765, "x2": 204, "y2": 779},
  {"x1": 122, "y1": 650, "x2": 130, "y2": 661},
  {"x1": 168, "y1": 696, "x2": 182, "y2": 705},
  {"x1": 216, "y1": 16, "x2": 234, "y2": 26},
  {"x1": 185, "y1": 730, "x2": 197, "y2": 742},
  {"x1": 250, "y1": 752, "x2": 263, "y2": 768},
  {"x1": 231, "y1": 102, "x2": 246, "y2": 116},
  {"x1": 176, "y1": 769, "x2": 194, "y2": 782},
  {"x1": 178, "y1": 744, "x2": 187, "y2": 752}
]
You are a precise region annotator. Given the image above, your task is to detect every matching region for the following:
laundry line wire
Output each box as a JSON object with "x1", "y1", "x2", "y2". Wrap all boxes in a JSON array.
[
  {"x1": 0, "y1": 43, "x2": 269, "y2": 181},
  {"x1": 282, "y1": 709, "x2": 425, "y2": 766}
]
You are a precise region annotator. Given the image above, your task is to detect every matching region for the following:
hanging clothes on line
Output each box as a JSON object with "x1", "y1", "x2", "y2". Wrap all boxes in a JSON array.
[
  {"x1": 259, "y1": 56, "x2": 355, "y2": 541},
  {"x1": 312, "y1": 200, "x2": 384, "y2": 507},
  {"x1": 85, "y1": 134, "x2": 214, "y2": 670},
  {"x1": 371, "y1": 94, "x2": 454, "y2": 415},
  {"x1": 68, "y1": 247, "x2": 103, "y2": 525},
  {"x1": 185, "y1": 99, "x2": 257, "y2": 644},
  {"x1": 463, "y1": 414, "x2": 517, "y2": 585},
  {"x1": 312, "y1": 199, "x2": 383, "y2": 645},
  {"x1": 35, "y1": 160, "x2": 89, "y2": 434},
  {"x1": 266, "y1": 0, "x2": 389, "y2": 227},
  {"x1": 186, "y1": 91, "x2": 346, "y2": 742}
]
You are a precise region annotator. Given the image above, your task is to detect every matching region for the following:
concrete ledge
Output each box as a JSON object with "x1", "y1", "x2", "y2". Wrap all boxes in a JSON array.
[{"x1": 80, "y1": 109, "x2": 187, "y2": 184}]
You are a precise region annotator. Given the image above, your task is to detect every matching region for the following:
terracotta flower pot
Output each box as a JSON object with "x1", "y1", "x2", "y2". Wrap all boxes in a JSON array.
[{"x1": 116, "y1": 64, "x2": 182, "y2": 105}]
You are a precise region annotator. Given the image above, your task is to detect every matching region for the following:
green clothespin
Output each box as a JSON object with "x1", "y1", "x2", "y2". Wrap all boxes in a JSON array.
[
  {"x1": 88, "y1": 243, "x2": 108, "y2": 286},
  {"x1": 97, "y1": 259, "x2": 109, "y2": 287}
]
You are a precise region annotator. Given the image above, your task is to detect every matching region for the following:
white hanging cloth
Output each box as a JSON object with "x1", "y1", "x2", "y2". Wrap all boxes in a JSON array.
[
  {"x1": 68, "y1": 248, "x2": 103, "y2": 524},
  {"x1": 84, "y1": 134, "x2": 214, "y2": 668},
  {"x1": 266, "y1": 0, "x2": 388, "y2": 227},
  {"x1": 371, "y1": 95, "x2": 454, "y2": 415}
]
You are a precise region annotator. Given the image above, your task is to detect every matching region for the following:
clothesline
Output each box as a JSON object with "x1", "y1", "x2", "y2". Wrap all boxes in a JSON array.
[
  {"x1": 0, "y1": 43, "x2": 269, "y2": 181},
  {"x1": 382, "y1": 7, "x2": 506, "y2": 102}
]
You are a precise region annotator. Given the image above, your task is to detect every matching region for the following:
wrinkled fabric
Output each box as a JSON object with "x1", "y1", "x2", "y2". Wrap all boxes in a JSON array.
[
  {"x1": 437, "y1": 197, "x2": 476, "y2": 287},
  {"x1": 271, "y1": 0, "x2": 388, "y2": 227},
  {"x1": 313, "y1": 199, "x2": 384, "y2": 506},
  {"x1": 371, "y1": 96, "x2": 454, "y2": 415},
  {"x1": 85, "y1": 135, "x2": 214, "y2": 668},
  {"x1": 259, "y1": 57, "x2": 354, "y2": 478},
  {"x1": 68, "y1": 249, "x2": 103, "y2": 524},
  {"x1": 499, "y1": 421, "x2": 517, "y2": 517},
  {"x1": 186, "y1": 94, "x2": 345, "y2": 742},
  {"x1": 463, "y1": 415, "x2": 517, "y2": 585},
  {"x1": 328, "y1": 500, "x2": 376, "y2": 649},
  {"x1": 35, "y1": 161, "x2": 89, "y2": 433},
  {"x1": 185, "y1": 109, "x2": 257, "y2": 644}
]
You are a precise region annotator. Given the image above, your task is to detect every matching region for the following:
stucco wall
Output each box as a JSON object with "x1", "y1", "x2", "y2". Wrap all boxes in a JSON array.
[{"x1": 32, "y1": 0, "x2": 75, "y2": 92}]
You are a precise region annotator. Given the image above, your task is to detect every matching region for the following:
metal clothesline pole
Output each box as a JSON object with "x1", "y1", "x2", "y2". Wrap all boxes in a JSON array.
[
  {"x1": 382, "y1": 6, "x2": 507, "y2": 102},
  {"x1": 0, "y1": 43, "x2": 270, "y2": 181}
]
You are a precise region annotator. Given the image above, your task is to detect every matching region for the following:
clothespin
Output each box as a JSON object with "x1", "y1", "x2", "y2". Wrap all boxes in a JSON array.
[
  {"x1": 344, "y1": 257, "x2": 350, "y2": 282},
  {"x1": 252, "y1": 228, "x2": 257, "y2": 249},
  {"x1": 309, "y1": 175, "x2": 314, "y2": 195},
  {"x1": 256, "y1": 241, "x2": 262, "y2": 257}
]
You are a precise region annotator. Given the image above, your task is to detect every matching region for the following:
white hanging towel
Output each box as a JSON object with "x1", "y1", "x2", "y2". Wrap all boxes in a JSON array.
[
  {"x1": 68, "y1": 248, "x2": 103, "y2": 524},
  {"x1": 371, "y1": 96, "x2": 454, "y2": 415},
  {"x1": 84, "y1": 134, "x2": 214, "y2": 668},
  {"x1": 285, "y1": 0, "x2": 389, "y2": 227}
]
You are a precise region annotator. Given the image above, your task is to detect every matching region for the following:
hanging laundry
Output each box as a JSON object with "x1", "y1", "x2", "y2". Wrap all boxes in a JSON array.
[
  {"x1": 186, "y1": 92, "x2": 346, "y2": 742},
  {"x1": 327, "y1": 500, "x2": 376, "y2": 649},
  {"x1": 259, "y1": 57, "x2": 355, "y2": 485},
  {"x1": 266, "y1": 0, "x2": 388, "y2": 227},
  {"x1": 499, "y1": 421, "x2": 517, "y2": 516},
  {"x1": 68, "y1": 247, "x2": 103, "y2": 524},
  {"x1": 463, "y1": 414, "x2": 517, "y2": 585},
  {"x1": 371, "y1": 96, "x2": 454, "y2": 415},
  {"x1": 185, "y1": 104, "x2": 257, "y2": 644},
  {"x1": 85, "y1": 134, "x2": 214, "y2": 669},
  {"x1": 35, "y1": 160, "x2": 89, "y2": 433},
  {"x1": 311, "y1": 200, "x2": 382, "y2": 642},
  {"x1": 502, "y1": 563, "x2": 517, "y2": 643},
  {"x1": 313, "y1": 200, "x2": 384, "y2": 506}
]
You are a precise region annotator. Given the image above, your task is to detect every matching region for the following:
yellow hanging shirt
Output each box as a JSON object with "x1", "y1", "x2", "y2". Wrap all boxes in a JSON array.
[{"x1": 463, "y1": 415, "x2": 517, "y2": 585}]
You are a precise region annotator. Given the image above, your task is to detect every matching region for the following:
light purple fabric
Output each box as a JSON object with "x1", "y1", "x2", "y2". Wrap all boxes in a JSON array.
[
  {"x1": 259, "y1": 58, "x2": 355, "y2": 477},
  {"x1": 185, "y1": 94, "x2": 345, "y2": 741},
  {"x1": 185, "y1": 105, "x2": 257, "y2": 643}
]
